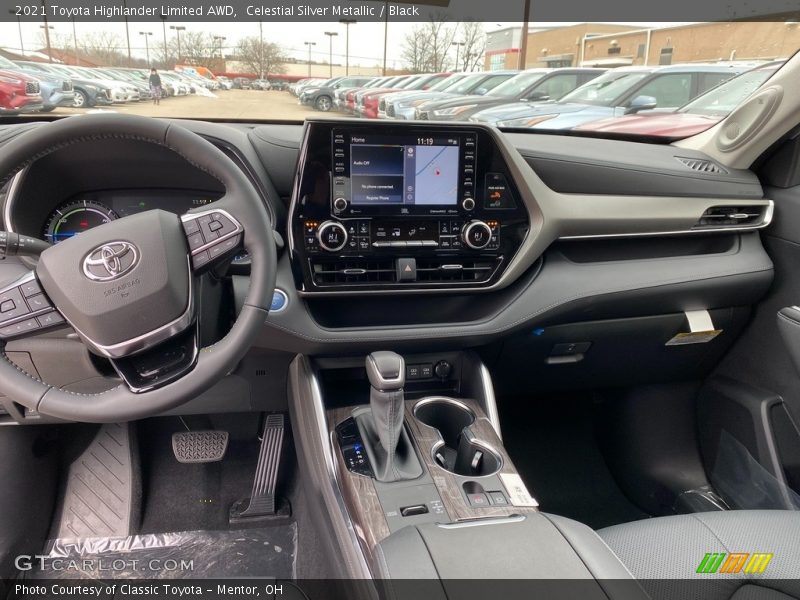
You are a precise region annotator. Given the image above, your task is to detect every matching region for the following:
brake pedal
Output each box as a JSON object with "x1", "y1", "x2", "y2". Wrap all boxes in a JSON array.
[
  {"x1": 230, "y1": 413, "x2": 291, "y2": 524},
  {"x1": 172, "y1": 430, "x2": 229, "y2": 463}
]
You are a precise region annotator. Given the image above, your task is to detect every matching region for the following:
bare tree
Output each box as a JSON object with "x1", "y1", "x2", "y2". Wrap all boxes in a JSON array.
[
  {"x1": 400, "y1": 27, "x2": 429, "y2": 73},
  {"x1": 401, "y1": 17, "x2": 456, "y2": 73},
  {"x1": 79, "y1": 31, "x2": 127, "y2": 66},
  {"x1": 174, "y1": 31, "x2": 212, "y2": 65},
  {"x1": 458, "y1": 21, "x2": 486, "y2": 72},
  {"x1": 236, "y1": 37, "x2": 288, "y2": 77}
]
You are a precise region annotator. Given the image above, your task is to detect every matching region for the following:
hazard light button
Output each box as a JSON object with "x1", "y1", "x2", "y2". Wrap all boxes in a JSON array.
[{"x1": 396, "y1": 258, "x2": 417, "y2": 282}]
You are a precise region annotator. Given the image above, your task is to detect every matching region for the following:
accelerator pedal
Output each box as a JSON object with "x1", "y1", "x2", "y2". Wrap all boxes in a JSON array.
[
  {"x1": 171, "y1": 430, "x2": 229, "y2": 463},
  {"x1": 230, "y1": 413, "x2": 291, "y2": 525}
]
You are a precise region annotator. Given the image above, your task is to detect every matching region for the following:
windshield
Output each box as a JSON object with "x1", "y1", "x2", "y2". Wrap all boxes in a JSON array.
[
  {"x1": 486, "y1": 72, "x2": 546, "y2": 98},
  {"x1": 678, "y1": 65, "x2": 780, "y2": 116},
  {"x1": 446, "y1": 74, "x2": 491, "y2": 95},
  {"x1": 0, "y1": 16, "x2": 793, "y2": 142},
  {"x1": 560, "y1": 71, "x2": 650, "y2": 105}
]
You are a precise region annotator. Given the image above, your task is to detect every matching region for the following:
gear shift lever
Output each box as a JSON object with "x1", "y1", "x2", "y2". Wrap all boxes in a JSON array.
[{"x1": 356, "y1": 351, "x2": 423, "y2": 482}]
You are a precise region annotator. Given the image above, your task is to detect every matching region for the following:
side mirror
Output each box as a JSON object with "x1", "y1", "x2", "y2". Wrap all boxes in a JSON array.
[
  {"x1": 525, "y1": 92, "x2": 550, "y2": 102},
  {"x1": 625, "y1": 95, "x2": 657, "y2": 115}
]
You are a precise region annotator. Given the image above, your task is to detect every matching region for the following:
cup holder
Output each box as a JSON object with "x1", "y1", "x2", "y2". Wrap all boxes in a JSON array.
[{"x1": 413, "y1": 398, "x2": 502, "y2": 478}]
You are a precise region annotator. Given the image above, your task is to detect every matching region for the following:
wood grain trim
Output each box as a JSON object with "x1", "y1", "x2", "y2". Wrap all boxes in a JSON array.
[
  {"x1": 327, "y1": 397, "x2": 537, "y2": 554},
  {"x1": 327, "y1": 406, "x2": 391, "y2": 559}
]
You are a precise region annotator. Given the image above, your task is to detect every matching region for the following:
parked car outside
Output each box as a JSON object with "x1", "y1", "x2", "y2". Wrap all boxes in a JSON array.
[
  {"x1": 470, "y1": 63, "x2": 750, "y2": 128},
  {"x1": 379, "y1": 73, "x2": 470, "y2": 119},
  {"x1": 412, "y1": 70, "x2": 521, "y2": 120},
  {"x1": 301, "y1": 76, "x2": 372, "y2": 111},
  {"x1": 16, "y1": 61, "x2": 113, "y2": 108},
  {"x1": 216, "y1": 76, "x2": 233, "y2": 90},
  {"x1": 232, "y1": 77, "x2": 254, "y2": 90},
  {"x1": 0, "y1": 68, "x2": 43, "y2": 114},
  {"x1": 0, "y1": 56, "x2": 74, "y2": 112},
  {"x1": 573, "y1": 61, "x2": 783, "y2": 138},
  {"x1": 414, "y1": 68, "x2": 605, "y2": 122}
]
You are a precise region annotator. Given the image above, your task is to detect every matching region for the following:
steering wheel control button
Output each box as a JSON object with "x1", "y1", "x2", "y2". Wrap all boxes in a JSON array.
[
  {"x1": 25, "y1": 294, "x2": 51, "y2": 311},
  {"x1": 20, "y1": 280, "x2": 42, "y2": 297},
  {"x1": 208, "y1": 220, "x2": 223, "y2": 232},
  {"x1": 182, "y1": 218, "x2": 200, "y2": 235},
  {"x1": 37, "y1": 311, "x2": 65, "y2": 328},
  {"x1": 270, "y1": 289, "x2": 288, "y2": 313},
  {"x1": 187, "y1": 231, "x2": 205, "y2": 251},
  {"x1": 0, "y1": 317, "x2": 40, "y2": 338},
  {"x1": 0, "y1": 288, "x2": 29, "y2": 321},
  {"x1": 192, "y1": 250, "x2": 211, "y2": 269}
]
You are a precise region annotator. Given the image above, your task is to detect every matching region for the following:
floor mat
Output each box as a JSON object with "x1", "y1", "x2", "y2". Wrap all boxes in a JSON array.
[
  {"x1": 138, "y1": 418, "x2": 262, "y2": 534},
  {"x1": 28, "y1": 525, "x2": 297, "y2": 580},
  {"x1": 501, "y1": 395, "x2": 649, "y2": 529}
]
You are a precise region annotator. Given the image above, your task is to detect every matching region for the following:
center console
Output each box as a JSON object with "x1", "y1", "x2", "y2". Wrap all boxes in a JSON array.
[
  {"x1": 289, "y1": 351, "x2": 642, "y2": 593},
  {"x1": 289, "y1": 121, "x2": 530, "y2": 293}
]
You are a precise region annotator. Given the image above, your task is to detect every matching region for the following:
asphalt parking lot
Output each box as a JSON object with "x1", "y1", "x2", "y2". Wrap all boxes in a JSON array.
[{"x1": 55, "y1": 89, "x2": 317, "y2": 121}]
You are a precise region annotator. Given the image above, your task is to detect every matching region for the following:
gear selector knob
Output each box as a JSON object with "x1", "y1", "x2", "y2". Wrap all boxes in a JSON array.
[
  {"x1": 356, "y1": 351, "x2": 422, "y2": 482},
  {"x1": 366, "y1": 351, "x2": 405, "y2": 391}
]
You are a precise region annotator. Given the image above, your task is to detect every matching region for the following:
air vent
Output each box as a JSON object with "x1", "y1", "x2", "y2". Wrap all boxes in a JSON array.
[
  {"x1": 311, "y1": 258, "x2": 397, "y2": 286},
  {"x1": 676, "y1": 157, "x2": 728, "y2": 174},
  {"x1": 416, "y1": 258, "x2": 498, "y2": 283},
  {"x1": 309, "y1": 257, "x2": 502, "y2": 288},
  {"x1": 694, "y1": 205, "x2": 769, "y2": 229}
]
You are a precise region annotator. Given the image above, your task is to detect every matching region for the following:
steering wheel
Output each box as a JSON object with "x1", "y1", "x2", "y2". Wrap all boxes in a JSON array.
[{"x1": 0, "y1": 114, "x2": 276, "y2": 422}]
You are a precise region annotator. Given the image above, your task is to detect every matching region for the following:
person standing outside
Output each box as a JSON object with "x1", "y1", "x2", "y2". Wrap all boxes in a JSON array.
[{"x1": 149, "y1": 68, "x2": 162, "y2": 105}]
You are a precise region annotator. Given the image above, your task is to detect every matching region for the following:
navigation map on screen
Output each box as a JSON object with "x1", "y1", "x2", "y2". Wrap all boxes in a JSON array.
[{"x1": 349, "y1": 136, "x2": 459, "y2": 206}]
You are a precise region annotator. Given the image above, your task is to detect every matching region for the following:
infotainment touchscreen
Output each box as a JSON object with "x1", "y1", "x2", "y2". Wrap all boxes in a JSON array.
[{"x1": 349, "y1": 135, "x2": 460, "y2": 206}]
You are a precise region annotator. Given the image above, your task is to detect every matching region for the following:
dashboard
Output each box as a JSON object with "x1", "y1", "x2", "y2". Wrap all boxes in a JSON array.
[{"x1": 0, "y1": 116, "x2": 782, "y2": 423}]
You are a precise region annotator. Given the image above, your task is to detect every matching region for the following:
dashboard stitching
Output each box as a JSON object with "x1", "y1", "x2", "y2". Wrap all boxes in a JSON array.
[{"x1": 264, "y1": 263, "x2": 774, "y2": 343}]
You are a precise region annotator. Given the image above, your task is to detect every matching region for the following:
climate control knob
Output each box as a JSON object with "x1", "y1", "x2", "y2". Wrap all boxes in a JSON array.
[
  {"x1": 462, "y1": 220, "x2": 493, "y2": 250},
  {"x1": 317, "y1": 221, "x2": 348, "y2": 252}
]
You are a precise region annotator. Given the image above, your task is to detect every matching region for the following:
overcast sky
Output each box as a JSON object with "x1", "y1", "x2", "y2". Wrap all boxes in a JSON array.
[{"x1": 0, "y1": 21, "x2": 686, "y2": 68}]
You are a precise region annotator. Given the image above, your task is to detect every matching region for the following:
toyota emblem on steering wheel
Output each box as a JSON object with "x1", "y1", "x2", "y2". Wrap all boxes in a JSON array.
[{"x1": 82, "y1": 241, "x2": 139, "y2": 282}]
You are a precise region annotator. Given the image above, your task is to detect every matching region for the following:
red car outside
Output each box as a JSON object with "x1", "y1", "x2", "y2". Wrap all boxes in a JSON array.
[
  {"x1": 0, "y1": 69, "x2": 44, "y2": 114},
  {"x1": 575, "y1": 61, "x2": 781, "y2": 138}
]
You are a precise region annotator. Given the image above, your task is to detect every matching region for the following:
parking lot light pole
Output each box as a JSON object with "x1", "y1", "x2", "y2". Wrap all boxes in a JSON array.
[
  {"x1": 40, "y1": 0, "x2": 53, "y2": 63},
  {"x1": 170, "y1": 25, "x2": 186, "y2": 64},
  {"x1": 139, "y1": 31, "x2": 152, "y2": 66},
  {"x1": 159, "y1": 14, "x2": 168, "y2": 68},
  {"x1": 9, "y1": 10, "x2": 24, "y2": 56},
  {"x1": 451, "y1": 41, "x2": 465, "y2": 71},
  {"x1": 324, "y1": 31, "x2": 338, "y2": 78},
  {"x1": 304, "y1": 42, "x2": 316, "y2": 77},
  {"x1": 40, "y1": 24, "x2": 54, "y2": 64},
  {"x1": 339, "y1": 19, "x2": 356, "y2": 75}
]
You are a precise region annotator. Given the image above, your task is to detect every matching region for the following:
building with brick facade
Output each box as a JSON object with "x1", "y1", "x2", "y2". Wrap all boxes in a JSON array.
[{"x1": 486, "y1": 21, "x2": 800, "y2": 70}]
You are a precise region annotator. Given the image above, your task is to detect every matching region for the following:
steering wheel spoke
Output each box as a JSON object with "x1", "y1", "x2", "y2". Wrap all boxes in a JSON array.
[
  {"x1": 181, "y1": 204, "x2": 244, "y2": 272},
  {"x1": 109, "y1": 324, "x2": 199, "y2": 393},
  {"x1": 0, "y1": 271, "x2": 68, "y2": 341}
]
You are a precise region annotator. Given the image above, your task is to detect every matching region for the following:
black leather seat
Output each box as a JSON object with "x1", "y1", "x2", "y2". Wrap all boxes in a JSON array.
[{"x1": 598, "y1": 510, "x2": 800, "y2": 600}]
